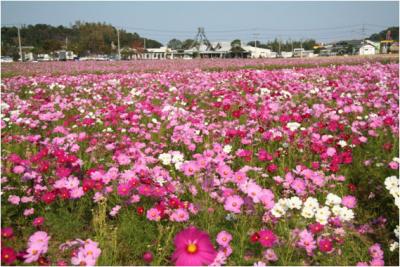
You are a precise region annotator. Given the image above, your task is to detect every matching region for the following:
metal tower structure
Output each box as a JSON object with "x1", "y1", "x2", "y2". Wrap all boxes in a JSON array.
[{"x1": 189, "y1": 27, "x2": 214, "y2": 51}]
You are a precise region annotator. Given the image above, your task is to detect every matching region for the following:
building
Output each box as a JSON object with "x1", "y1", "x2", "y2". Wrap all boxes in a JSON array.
[
  {"x1": 293, "y1": 48, "x2": 316, "y2": 58},
  {"x1": 242, "y1": 46, "x2": 276, "y2": 58},
  {"x1": 37, "y1": 54, "x2": 52, "y2": 61},
  {"x1": 23, "y1": 52, "x2": 35, "y2": 61},
  {"x1": 358, "y1": 41, "x2": 379, "y2": 55},
  {"x1": 319, "y1": 49, "x2": 337, "y2": 57},
  {"x1": 281, "y1": 52, "x2": 293, "y2": 58},
  {"x1": 359, "y1": 44, "x2": 376, "y2": 55},
  {"x1": 55, "y1": 50, "x2": 76, "y2": 61},
  {"x1": 143, "y1": 47, "x2": 173, "y2": 59}
]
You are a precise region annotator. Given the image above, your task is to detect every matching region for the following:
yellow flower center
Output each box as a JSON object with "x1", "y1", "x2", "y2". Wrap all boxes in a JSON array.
[
  {"x1": 186, "y1": 243, "x2": 197, "y2": 254},
  {"x1": 4, "y1": 254, "x2": 9, "y2": 259},
  {"x1": 32, "y1": 250, "x2": 38, "y2": 255}
]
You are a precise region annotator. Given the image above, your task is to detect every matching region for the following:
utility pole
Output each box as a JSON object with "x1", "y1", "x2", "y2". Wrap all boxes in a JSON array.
[
  {"x1": 117, "y1": 28, "x2": 121, "y2": 60},
  {"x1": 291, "y1": 39, "x2": 294, "y2": 53},
  {"x1": 144, "y1": 38, "x2": 146, "y2": 50},
  {"x1": 361, "y1": 24, "x2": 366, "y2": 43},
  {"x1": 17, "y1": 26, "x2": 23, "y2": 62},
  {"x1": 300, "y1": 39, "x2": 303, "y2": 58},
  {"x1": 65, "y1": 36, "x2": 68, "y2": 50},
  {"x1": 278, "y1": 38, "x2": 281, "y2": 56},
  {"x1": 253, "y1": 33, "x2": 260, "y2": 48}
]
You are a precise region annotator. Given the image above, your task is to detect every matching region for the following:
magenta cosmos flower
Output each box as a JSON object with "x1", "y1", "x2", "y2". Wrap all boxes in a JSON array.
[
  {"x1": 172, "y1": 226, "x2": 217, "y2": 266},
  {"x1": 258, "y1": 229, "x2": 277, "y2": 248}
]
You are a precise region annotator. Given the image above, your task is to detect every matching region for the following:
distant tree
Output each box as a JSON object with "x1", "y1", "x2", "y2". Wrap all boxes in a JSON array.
[
  {"x1": 182, "y1": 39, "x2": 197, "y2": 50},
  {"x1": 369, "y1": 27, "x2": 399, "y2": 41},
  {"x1": 167, "y1": 39, "x2": 183, "y2": 49},
  {"x1": 42, "y1": 39, "x2": 63, "y2": 52},
  {"x1": 144, "y1": 38, "x2": 163, "y2": 49},
  {"x1": 247, "y1": 41, "x2": 261, "y2": 47},
  {"x1": 230, "y1": 39, "x2": 242, "y2": 48},
  {"x1": 132, "y1": 39, "x2": 145, "y2": 52}
]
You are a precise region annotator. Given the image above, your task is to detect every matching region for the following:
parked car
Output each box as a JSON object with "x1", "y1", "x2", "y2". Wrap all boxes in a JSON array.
[{"x1": 1, "y1": 56, "x2": 13, "y2": 63}]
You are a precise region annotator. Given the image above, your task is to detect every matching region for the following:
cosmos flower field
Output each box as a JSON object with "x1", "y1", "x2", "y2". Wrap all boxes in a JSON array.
[{"x1": 1, "y1": 58, "x2": 399, "y2": 266}]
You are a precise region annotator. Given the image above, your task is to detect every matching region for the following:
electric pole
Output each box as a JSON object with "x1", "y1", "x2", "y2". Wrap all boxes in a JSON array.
[
  {"x1": 65, "y1": 36, "x2": 68, "y2": 50},
  {"x1": 291, "y1": 39, "x2": 294, "y2": 53},
  {"x1": 144, "y1": 38, "x2": 146, "y2": 50},
  {"x1": 253, "y1": 33, "x2": 260, "y2": 48},
  {"x1": 300, "y1": 39, "x2": 303, "y2": 58},
  {"x1": 278, "y1": 38, "x2": 281, "y2": 56},
  {"x1": 361, "y1": 24, "x2": 366, "y2": 43},
  {"x1": 18, "y1": 26, "x2": 23, "y2": 62},
  {"x1": 117, "y1": 28, "x2": 121, "y2": 60}
]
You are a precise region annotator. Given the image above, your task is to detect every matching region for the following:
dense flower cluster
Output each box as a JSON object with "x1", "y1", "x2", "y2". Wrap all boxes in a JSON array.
[{"x1": 1, "y1": 60, "x2": 398, "y2": 265}]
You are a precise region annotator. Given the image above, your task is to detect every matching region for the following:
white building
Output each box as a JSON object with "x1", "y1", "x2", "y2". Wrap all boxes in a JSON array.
[
  {"x1": 55, "y1": 50, "x2": 76, "y2": 60},
  {"x1": 281, "y1": 51, "x2": 293, "y2": 58},
  {"x1": 37, "y1": 54, "x2": 52, "y2": 61},
  {"x1": 359, "y1": 41, "x2": 378, "y2": 55},
  {"x1": 23, "y1": 52, "x2": 35, "y2": 61},
  {"x1": 143, "y1": 47, "x2": 173, "y2": 59},
  {"x1": 293, "y1": 48, "x2": 317, "y2": 58},
  {"x1": 242, "y1": 46, "x2": 276, "y2": 58}
]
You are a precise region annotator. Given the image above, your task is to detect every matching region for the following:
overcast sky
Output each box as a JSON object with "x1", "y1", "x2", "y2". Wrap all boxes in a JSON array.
[{"x1": 2, "y1": 1, "x2": 399, "y2": 44}]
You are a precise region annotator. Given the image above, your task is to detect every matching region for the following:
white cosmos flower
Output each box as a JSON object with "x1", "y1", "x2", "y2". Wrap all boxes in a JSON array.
[
  {"x1": 286, "y1": 122, "x2": 301, "y2": 132},
  {"x1": 287, "y1": 196, "x2": 302, "y2": 210},
  {"x1": 271, "y1": 203, "x2": 286, "y2": 218},
  {"x1": 338, "y1": 206, "x2": 354, "y2": 221},
  {"x1": 326, "y1": 193, "x2": 342, "y2": 206},
  {"x1": 301, "y1": 207, "x2": 315, "y2": 219},
  {"x1": 158, "y1": 153, "x2": 172, "y2": 165},
  {"x1": 223, "y1": 145, "x2": 232, "y2": 154},
  {"x1": 337, "y1": 140, "x2": 347, "y2": 147},
  {"x1": 315, "y1": 206, "x2": 331, "y2": 225},
  {"x1": 389, "y1": 241, "x2": 399, "y2": 252}
]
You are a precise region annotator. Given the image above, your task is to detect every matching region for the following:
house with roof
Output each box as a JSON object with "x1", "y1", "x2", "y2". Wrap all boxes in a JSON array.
[{"x1": 358, "y1": 40, "x2": 380, "y2": 55}]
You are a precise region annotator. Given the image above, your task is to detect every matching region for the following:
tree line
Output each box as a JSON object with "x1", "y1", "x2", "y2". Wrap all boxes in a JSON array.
[{"x1": 1, "y1": 22, "x2": 162, "y2": 58}]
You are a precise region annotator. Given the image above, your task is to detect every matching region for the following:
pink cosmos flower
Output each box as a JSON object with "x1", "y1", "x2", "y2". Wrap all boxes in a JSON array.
[
  {"x1": 224, "y1": 195, "x2": 244, "y2": 214},
  {"x1": 1, "y1": 227, "x2": 14, "y2": 239},
  {"x1": 71, "y1": 240, "x2": 101, "y2": 266},
  {"x1": 170, "y1": 208, "x2": 190, "y2": 222},
  {"x1": 263, "y1": 249, "x2": 278, "y2": 262},
  {"x1": 1, "y1": 247, "x2": 17, "y2": 265},
  {"x1": 326, "y1": 147, "x2": 336, "y2": 157},
  {"x1": 297, "y1": 229, "x2": 316, "y2": 256},
  {"x1": 109, "y1": 205, "x2": 121, "y2": 217},
  {"x1": 291, "y1": 178, "x2": 306, "y2": 195},
  {"x1": 246, "y1": 183, "x2": 262, "y2": 203},
  {"x1": 146, "y1": 208, "x2": 161, "y2": 221},
  {"x1": 8, "y1": 195, "x2": 20, "y2": 205},
  {"x1": 23, "y1": 208, "x2": 35, "y2": 216},
  {"x1": 33, "y1": 217, "x2": 45, "y2": 227},
  {"x1": 13, "y1": 165, "x2": 25, "y2": 174},
  {"x1": 369, "y1": 258, "x2": 384, "y2": 266},
  {"x1": 341, "y1": 195, "x2": 357, "y2": 209},
  {"x1": 318, "y1": 238, "x2": 333, "y2": 253},
  {"x1": 389, "y1": 161, "x2": 399, "y2": 169},
  {"x1": 258, "y1": 229, "x2": 277, "y2": 248},
  {"x1": 171, "y1": 226, "x2": 217, "y2": 266},
  {"x1": 24, "y1": 231, "x2": 50, "y2": 263},
  {"x1": 117, "y1": 153, "x2": 131, "y2": 165},
  {"x1": 182, "y1": 161, "x2": 199, "y2": 176},
  {"x1": 117, "y1": 183, "x2": 131, "y2": 196},
  {"x1": 216, "y1": 231, "x2": 232, "y2": 247}
]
